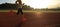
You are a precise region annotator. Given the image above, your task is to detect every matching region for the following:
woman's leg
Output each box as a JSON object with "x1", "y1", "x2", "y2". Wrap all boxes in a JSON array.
[
  {"x1": 19, "y1": 8, "x2": 23, "y2": 15},
  {"x1": 16, "y1": 8, "x2": 23, "y2": 15}
]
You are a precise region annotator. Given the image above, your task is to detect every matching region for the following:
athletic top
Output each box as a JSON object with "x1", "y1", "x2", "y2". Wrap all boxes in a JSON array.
[{"x1": 15, "y1": 0, "x2": 23, "y2": 8}]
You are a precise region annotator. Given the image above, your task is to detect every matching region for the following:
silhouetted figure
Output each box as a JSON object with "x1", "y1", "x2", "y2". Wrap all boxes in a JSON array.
[
  {"x1": 15, "y1": 0, "x2": 23, "y2": 27},
  {"x1": 15, "y1": 0, "x2": 23, "y2": 15}
]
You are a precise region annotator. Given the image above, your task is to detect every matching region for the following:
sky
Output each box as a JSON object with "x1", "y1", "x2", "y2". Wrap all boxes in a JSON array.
[
  {"x1": 0, "y1": 0, "x2": 16, "y2": 4},
  {"x1": 0, "y1": 0, "x2": 60, "y2": 9}
]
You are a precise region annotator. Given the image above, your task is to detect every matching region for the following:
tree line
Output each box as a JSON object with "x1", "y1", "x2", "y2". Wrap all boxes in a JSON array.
[{"x1": 0, "y1": 3, "x2": 34, "y2": 10}]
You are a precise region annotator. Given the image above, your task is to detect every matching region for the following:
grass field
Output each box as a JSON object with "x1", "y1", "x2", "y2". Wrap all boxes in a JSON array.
[{"x1": 0, "y1": 10, "x2": 60, "y2": 13}]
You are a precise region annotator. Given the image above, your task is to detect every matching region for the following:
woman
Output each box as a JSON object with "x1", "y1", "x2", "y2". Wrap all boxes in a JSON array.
[{"x1": 15, "y1": 0, "x2": 23, "y2": 15}]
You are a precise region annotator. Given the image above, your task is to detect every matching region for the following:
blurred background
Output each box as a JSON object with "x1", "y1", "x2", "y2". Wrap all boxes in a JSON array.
[
  {"x1": 0, "y1": 0, "x2": 60, "y2": 11},
  {"x1": 0, "y1": 0, "x2": 60, "y2": 27}
]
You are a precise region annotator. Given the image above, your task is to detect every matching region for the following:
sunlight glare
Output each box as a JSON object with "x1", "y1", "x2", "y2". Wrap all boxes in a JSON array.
[{"x1": 22, "y1": 0, "x2": 54, "y2": 8}]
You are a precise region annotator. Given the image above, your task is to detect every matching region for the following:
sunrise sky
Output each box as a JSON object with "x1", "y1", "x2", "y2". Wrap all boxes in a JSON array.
[{"x1": 0, "y1": 0, "x2": 60, "y2": 9}]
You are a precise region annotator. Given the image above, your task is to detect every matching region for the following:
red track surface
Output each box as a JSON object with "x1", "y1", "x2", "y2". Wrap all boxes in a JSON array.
[
  {"x1": 0, "y1": 11, "x2": 27, "y2": 27},
  {"x1": 0, "y1": 11, "x2": 60, "y2": 27}
]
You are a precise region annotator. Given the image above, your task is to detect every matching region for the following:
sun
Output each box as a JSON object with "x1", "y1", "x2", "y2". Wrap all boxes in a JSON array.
[{"x1": 22, "y1": 0, "x2": 53, "y2": 8}]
